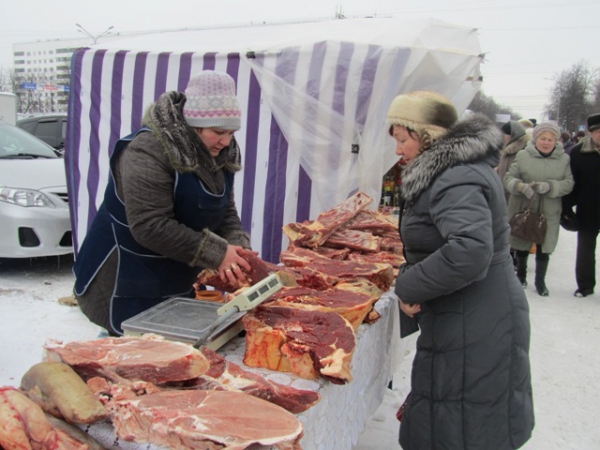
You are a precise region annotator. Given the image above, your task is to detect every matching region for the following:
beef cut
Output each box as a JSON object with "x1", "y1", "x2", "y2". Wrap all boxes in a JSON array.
[
  {"x1": 266, "y1": 280, "x2": 382, "y2": 329},
  {"x1": 322, "y1": 228, "x2": 381, "y2": 253},
  {"x1": 172, "y1": 348, "x2": 321, "y2": 414},
  {"x1": 0, "y1": 387, "x2": 88, "y2": 450},
  {"x1": 280, "y1": 247, "x2": 394, "y2": 291},
  {"x1": 344, "y1": 209, "x2": 398, "y2": 234},
  {"x1": 45, "y1": 334, "x2": 210, "y2": 384},
  {"x1": 196, "y1": 248, "x2": 272, "y2": 292},
  {"x1": 283, "y1": 191, "x2": 373, "y2": 248},
  {"x1": 243, "y1": 305, "x2": 356, "y2": 384},
  {"x1": 110, "y1": 389, "x2": 303, "y2": 450}
]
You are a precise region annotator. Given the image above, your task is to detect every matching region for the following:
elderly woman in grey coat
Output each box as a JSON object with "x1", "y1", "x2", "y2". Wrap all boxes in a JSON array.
[
  {"x1": 504, "y1": 122, "x2": 574, "y2": 296},
  {"x1": 73, "y1": 71, "x2": 252, "y2": 335},
  {"x1": 389, "y1": 91, "x2": 533, "y2": 449}
]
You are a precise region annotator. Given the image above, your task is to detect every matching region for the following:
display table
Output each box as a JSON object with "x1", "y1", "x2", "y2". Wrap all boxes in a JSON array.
[{"x1": 83, "y1": 290, "x2": 403, "y2": 450}]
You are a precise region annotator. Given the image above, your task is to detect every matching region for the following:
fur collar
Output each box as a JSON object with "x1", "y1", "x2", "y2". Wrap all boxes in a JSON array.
[
  {"x1": 503, "y1": 134, "x2": 529, "y2": 156},
  {"x1": 143, "y1": 91, "x2": 241, "y2": 176},
  {"x1": 401, "y1": 114, "x2": 503, "y2": 206},
  {"x1": 581, "y1": 136, "x2": 600, "y2": 155}
]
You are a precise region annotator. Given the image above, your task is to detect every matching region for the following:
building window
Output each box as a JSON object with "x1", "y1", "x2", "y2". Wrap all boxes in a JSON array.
[{"x1": 14, "y1": 51, "x2": 25, "y2": 56}]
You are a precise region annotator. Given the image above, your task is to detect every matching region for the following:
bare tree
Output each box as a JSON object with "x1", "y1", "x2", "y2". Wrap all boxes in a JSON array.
[
  {"x1": 467, "y1": 90, "x2": 522, "y2": 122},
  {"x1": 545, "y1": 61, "x2": 599, "y2": 132}
]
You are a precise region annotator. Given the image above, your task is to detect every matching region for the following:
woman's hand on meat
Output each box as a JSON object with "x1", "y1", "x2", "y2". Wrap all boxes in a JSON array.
[
  {"x1": 218, "y1": 245, "x2": 252, "y2": 284},
  {"x1": 399, "y1": 298, "x2": 421, "y2": 318}
]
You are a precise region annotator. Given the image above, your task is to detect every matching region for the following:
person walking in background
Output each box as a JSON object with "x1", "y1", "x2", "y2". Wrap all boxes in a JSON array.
[
  {"x1": 498, "y1": 120, "x2": 529, "y2": 203},
  {"x1": 498, "y1": 120, "x2": 529, "y2": 268},
  {"x1": 519, "y1": 118, "x2": 535, "y2": 139},
  {"x1": 562, "y1": 113, "x2": 600, "y2": 297},
  {"x1": 73, "y1": 71, "x2": 253, "y2": 336},
  {"x1": 388, "y1": 91, "x2": 533, "y2": 449},
  {"x1": 561, "y1": 131, "x2": 576, "y2": 155},
  {"x1": 504, "y1": 122, "x2": 574, "y2": 296}
]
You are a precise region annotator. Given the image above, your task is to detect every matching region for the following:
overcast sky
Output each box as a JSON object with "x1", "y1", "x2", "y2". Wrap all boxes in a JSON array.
[{"x1": 1, "y1": 0, "x2": 598, "y2": 123}]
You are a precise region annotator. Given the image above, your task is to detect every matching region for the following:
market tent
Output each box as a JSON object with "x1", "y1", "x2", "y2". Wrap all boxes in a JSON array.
[{"x1": 65, "y1": 17, "x2": 483, "y2": 262}]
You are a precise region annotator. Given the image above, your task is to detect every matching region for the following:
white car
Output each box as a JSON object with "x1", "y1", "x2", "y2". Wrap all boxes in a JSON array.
[{"x1": 0, "y1": 120, "x2": 72, "y2": 258}]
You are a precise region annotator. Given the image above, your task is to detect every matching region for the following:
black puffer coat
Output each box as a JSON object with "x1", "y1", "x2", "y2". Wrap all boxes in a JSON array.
[{"x1": 395, "y1": 115, "x2": 534, "y2": 449}]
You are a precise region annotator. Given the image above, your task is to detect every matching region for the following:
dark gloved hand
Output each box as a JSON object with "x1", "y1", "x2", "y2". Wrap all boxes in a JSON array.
[
  {"x1": 516, "y1": 182, "x2": 535, "y2": 200},
  {"x1": 532, "y1": 181, "x2": 550, "y2": 195}
]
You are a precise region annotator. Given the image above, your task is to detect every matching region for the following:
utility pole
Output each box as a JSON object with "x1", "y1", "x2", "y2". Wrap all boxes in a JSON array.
[{"x1": 75, "y1": 24, "x2": 114, "y2": 45}]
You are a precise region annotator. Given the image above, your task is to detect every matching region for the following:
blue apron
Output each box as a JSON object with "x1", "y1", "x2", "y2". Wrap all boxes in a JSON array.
[{"x1": 74, "y1": 128, "x2": 232, "y2": 334}]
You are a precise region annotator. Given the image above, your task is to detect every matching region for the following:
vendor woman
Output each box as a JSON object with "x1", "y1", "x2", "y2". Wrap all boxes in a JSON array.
[{"x1": 73, "y1": 71, "x2": 252, "y2": 336}]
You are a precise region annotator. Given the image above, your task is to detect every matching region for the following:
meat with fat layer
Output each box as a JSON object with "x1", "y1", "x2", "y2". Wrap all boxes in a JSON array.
[
  {"x1": 44, "y1": 334, "x2": 210, "y2": 384},
  {"x1": 243, "y1": 305, "x2": 356, "y2": 384},
  {"x1": 171, "y1": 348, "x2": 321, "y2": 414},
  {"x1": 0, "y1": 386, "x2": 89, "y2": 450},
  {"x1": 110, "y1": 389, "x2": 303, "y2": 450},
  {"x1": 266, "y1": 280, "x2": 382, "y2": 329}
]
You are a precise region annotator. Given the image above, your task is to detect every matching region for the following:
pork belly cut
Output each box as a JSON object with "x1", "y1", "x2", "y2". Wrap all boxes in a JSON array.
[
  {"x1": 266, "y1": 280, "x2": 382, "y2": 329},
  {"x1": 283, "y1": 191, "x2": 373, "y2": 248},
  {"x1": 243, "y1": 306, "x2": 356, "y2": 384},
  {"x1": 110, "y1": 389, "x2": 303, "y2": 450},
  {"x1": 170, "y1": 348, "x2": 320, "y2": 414},
  {"x1": 45, "y1": 334, "x2": 210, "y2": 384},
  {"x1": 323, "y1": 228, "x2": 381, "y2": 253},
  {"x1": 0, "y1": 387, "x2": 88, "y2": 450}
]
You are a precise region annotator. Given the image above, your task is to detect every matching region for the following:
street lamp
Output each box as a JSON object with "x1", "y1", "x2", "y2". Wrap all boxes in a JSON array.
[{"x1": 75, "y1": 23, "x2": 114, "y2": 45}]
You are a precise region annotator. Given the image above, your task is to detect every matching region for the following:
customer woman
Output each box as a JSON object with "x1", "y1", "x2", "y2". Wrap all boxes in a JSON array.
[
  {"x1": 389, "y1": 91, "x2": 533, "y2": 449},
  {"x1": 73, "y1": 71, "x2": 252, "y2": 335},
  {"x1": 504, "y1": 122, "x2": 574, "y2": 296}
]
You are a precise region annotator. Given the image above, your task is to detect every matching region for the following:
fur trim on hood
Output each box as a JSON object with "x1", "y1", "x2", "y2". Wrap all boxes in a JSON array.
[
  {"x1": 401, "y1": 114, "x2": 503, "y2": 206},
  {"x1": 503, "y1": 133, "x2": 529, "y2": 156},
  {"x1": 142, "y1": 91, "x2": 241, "y2": 176}
]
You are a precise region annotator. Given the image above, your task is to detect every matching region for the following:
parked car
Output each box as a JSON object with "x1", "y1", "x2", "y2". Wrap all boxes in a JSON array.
[
  {"x1": 17, "y1": 114, "x2": 67, "y2": 155},
  {"x1": 0, "y1": 120, "x2": 72, "y2": 258}
]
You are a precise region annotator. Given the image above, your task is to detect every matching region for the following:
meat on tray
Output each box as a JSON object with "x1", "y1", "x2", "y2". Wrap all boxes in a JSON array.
[
  {"x1": 283, "y1": 191, "x2": 373, "y2": 248},
  {"x1": 0, "y1": 386, "x2": 90, "y2": 450},
  {"x1": 44, "y1": 334, "x2": 210, "y2": 384},
  {"x1": 266, "y1": 280, "x2": 382, "y2": 330},
  {"x1": 170, "y1": 347, "x2": 321, "y2": 414},
  {"x1": 109, "y1": 389, "x2": 303, "y2": 450},
  {"x1": 243, "y1": 305, "x2": 356, "y2": 384}
]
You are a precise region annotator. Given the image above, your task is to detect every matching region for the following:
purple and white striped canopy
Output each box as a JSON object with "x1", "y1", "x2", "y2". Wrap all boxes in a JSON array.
[{"x1": 65, "y1": 18, "x2": 482, "y2": 262}]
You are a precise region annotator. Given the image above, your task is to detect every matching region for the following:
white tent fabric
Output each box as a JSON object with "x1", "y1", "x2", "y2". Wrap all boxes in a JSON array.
[{"x1": 65, "y1": 18, "x2": 482, "y2": 262}]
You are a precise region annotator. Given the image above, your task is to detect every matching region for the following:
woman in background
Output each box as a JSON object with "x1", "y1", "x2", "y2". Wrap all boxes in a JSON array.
[
  {"x1": 504, "y1": 122, "x2": 573, "y2": 296},
  {"x1": 389, "y1": 91, "x2": 533, "y2": 449}
]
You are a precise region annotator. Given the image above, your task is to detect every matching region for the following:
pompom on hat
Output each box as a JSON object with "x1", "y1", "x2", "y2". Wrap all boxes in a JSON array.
[
  {"x1": 532, "y1": 121, "x2": 560, "y2": 142},
  {"x1": 183, "y1": 71, "x2": 242, "y2": 130},
  {"x1": 387, "y1": 91, "x2": 458, "y2": 140},
  {"x1": 587, "y1": 113, "x2": 600, "y2": 132}
]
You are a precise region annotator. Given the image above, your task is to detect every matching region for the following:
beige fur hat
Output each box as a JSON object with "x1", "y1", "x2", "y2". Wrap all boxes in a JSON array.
[{"x1": 387, "y1": 91, "x2": 458, "y2": 140}]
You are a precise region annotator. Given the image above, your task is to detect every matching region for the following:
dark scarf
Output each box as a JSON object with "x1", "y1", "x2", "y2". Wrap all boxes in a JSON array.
[
  {"x1": 400, "y1": 114, "x2": 503, "y2": 206},
  {"x1": 142, "y1": 91, "x2": 241, "y2": 193}
]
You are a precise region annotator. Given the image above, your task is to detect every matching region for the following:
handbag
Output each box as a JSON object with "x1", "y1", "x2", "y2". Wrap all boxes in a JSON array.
[
  {"x1": 509, "y1": 194, "x2": 547, "y2": 245},
  {"x1": 560, "y1": 213, "x2": 579, "y2": 232}
]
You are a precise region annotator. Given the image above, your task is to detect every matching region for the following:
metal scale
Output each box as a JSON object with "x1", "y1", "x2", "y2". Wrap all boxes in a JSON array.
[{"x1": 121, "y1": 273, "x2": 283, "y2": 350}]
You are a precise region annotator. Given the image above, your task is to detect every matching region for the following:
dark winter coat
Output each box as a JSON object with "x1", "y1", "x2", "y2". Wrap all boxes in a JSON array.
[
  {"x1": 75, "y1": 92, "x2": 250, "y2": 333},
  {"x1": 562, "y1": 136, "x2": 600, "y2": 231},
  {"x1": 504, "y1": 141, "x2": 573, "y2": 252},
  {"x1": 395, "y1": 115, "x2": 534, "y2": 450}
]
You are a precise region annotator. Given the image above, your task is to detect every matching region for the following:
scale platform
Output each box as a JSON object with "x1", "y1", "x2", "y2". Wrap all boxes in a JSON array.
[{"x1": 121, "y1": 297, "x2": 245, "y2": 350}]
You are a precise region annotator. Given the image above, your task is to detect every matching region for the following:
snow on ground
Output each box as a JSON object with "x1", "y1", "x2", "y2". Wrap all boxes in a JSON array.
[{"x1": 1, "y1": 230, "x2": 599, "y2": 449}]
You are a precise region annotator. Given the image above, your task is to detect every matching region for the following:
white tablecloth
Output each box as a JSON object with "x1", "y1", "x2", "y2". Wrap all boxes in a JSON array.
[{"x1": 84, "y1": 291, "x2": 403, "y2": 450}]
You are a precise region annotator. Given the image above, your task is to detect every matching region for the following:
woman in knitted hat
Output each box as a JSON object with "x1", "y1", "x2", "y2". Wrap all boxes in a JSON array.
[
  {"x1": 73, "y1": 71, "x2": 253, "y2": 336},
  {"x1": 504, "y1": 122, "x2": 573, "y2": 296},
  {"x1": 389, "y1": 91, "x2": 533, "y2": 449}
]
